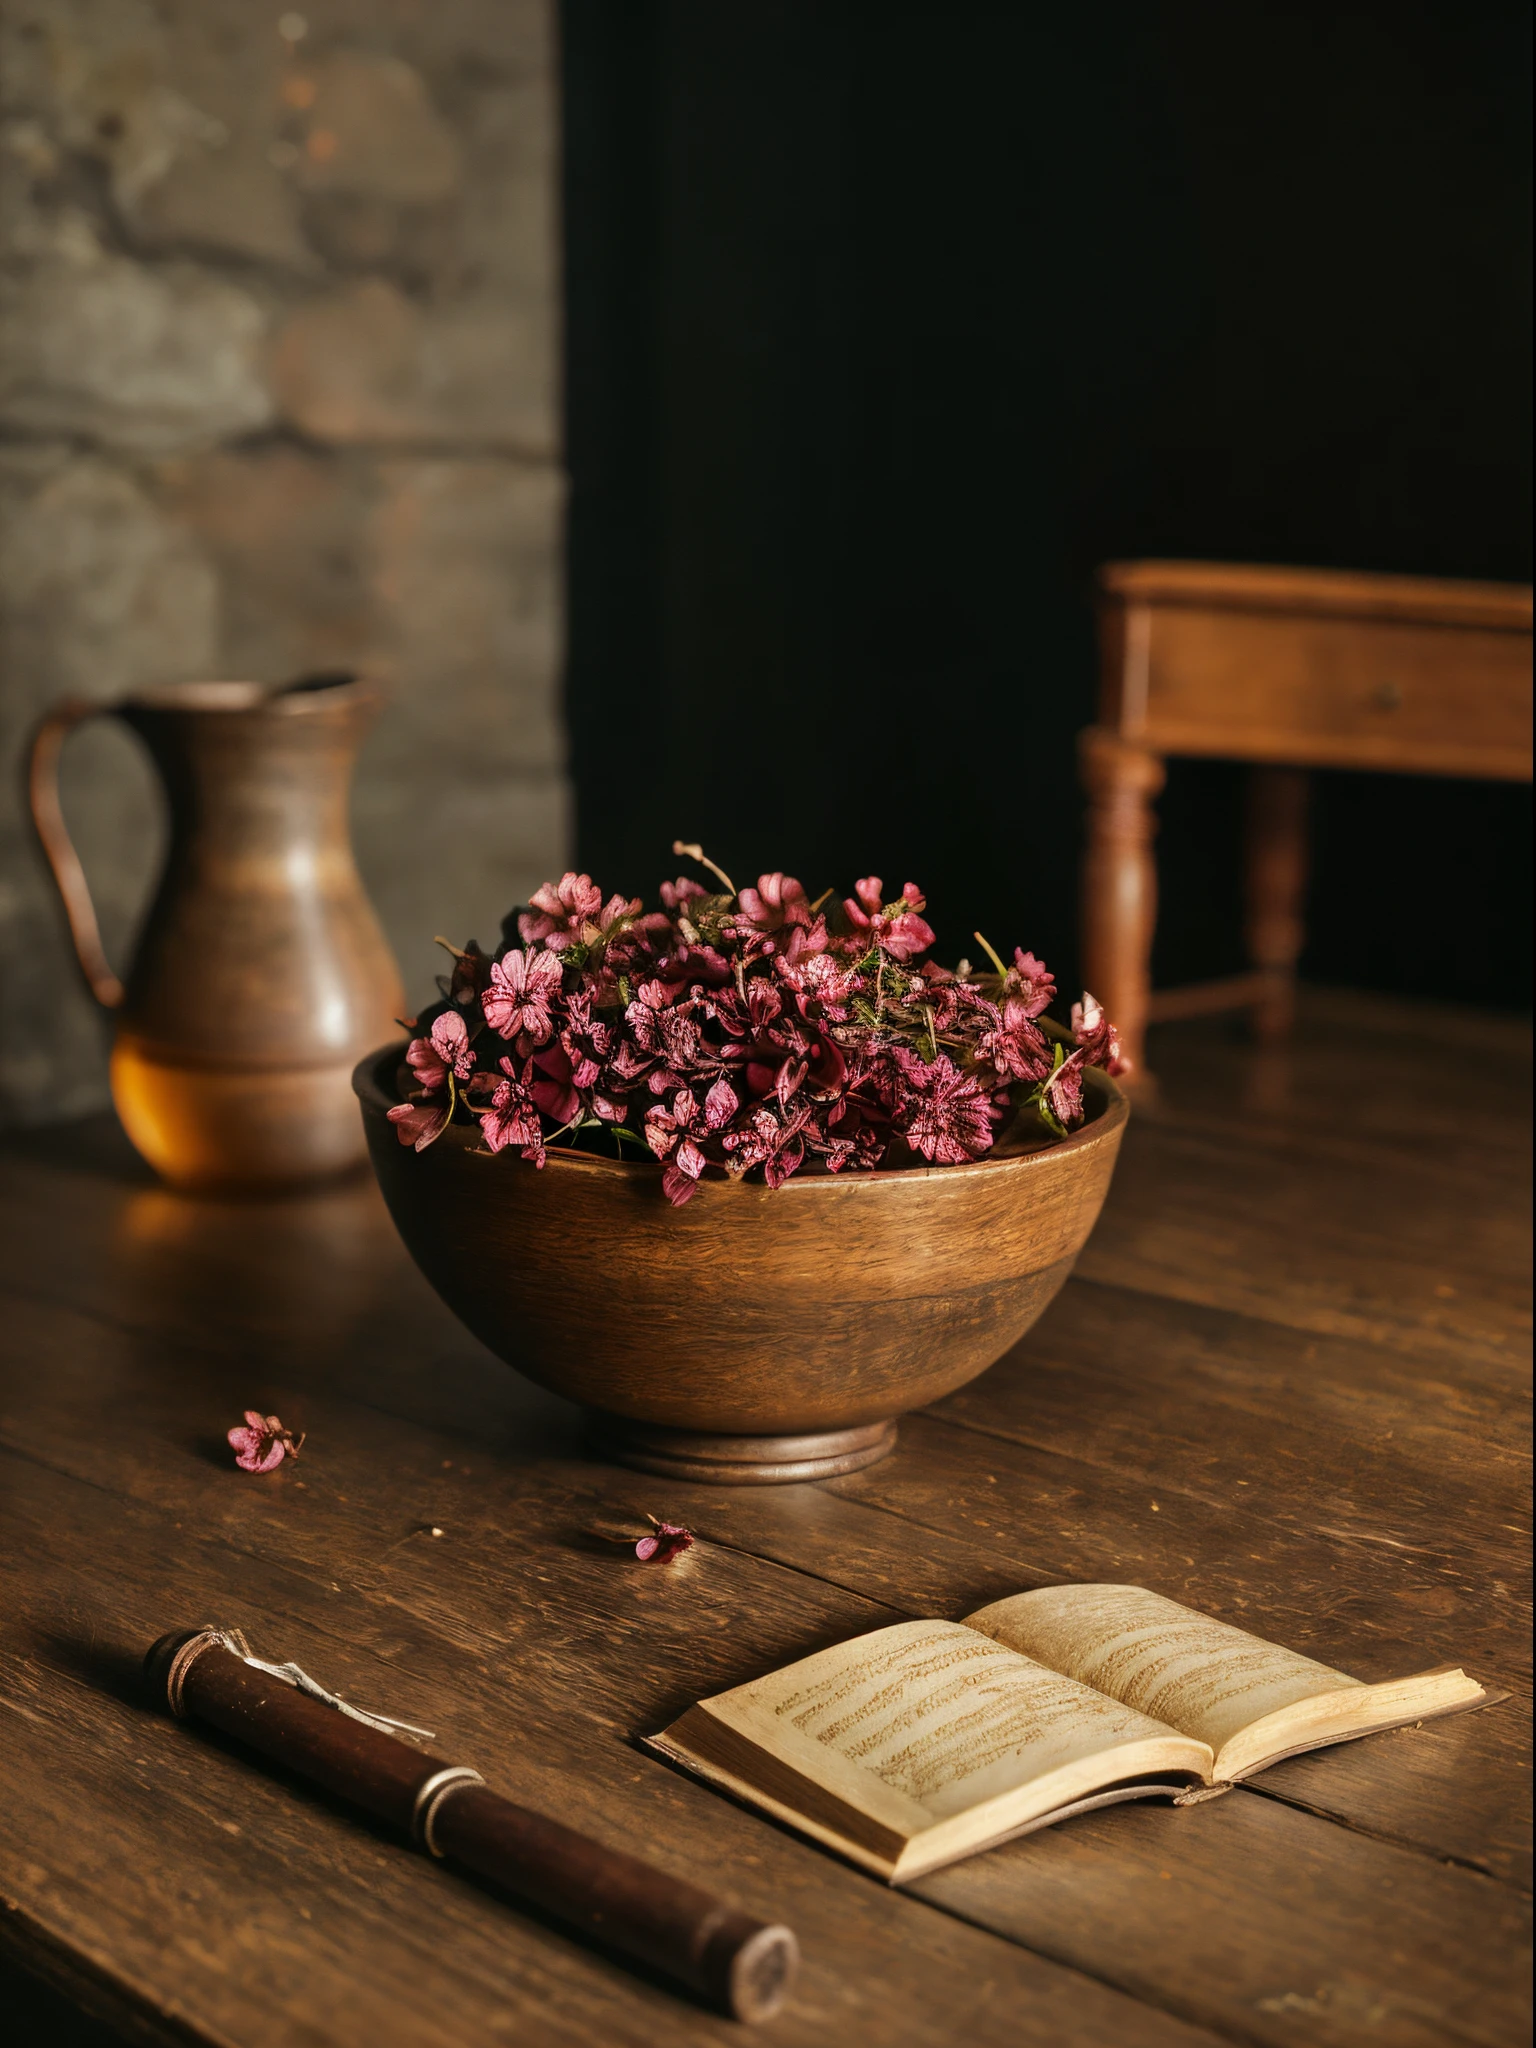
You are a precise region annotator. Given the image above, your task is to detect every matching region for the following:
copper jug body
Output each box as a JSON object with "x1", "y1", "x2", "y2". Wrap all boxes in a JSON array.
[{"x1": 29, "y1": 677, "x2": 404, "y2": 1191}]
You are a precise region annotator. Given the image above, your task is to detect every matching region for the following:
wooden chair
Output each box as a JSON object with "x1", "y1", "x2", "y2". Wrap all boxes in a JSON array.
[{"x1": 1080, "y1": 560, "x2": 1533, "y2": 1076}]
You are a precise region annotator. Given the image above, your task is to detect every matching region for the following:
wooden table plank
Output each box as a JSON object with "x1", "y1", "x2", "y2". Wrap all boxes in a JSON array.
[
  {"x1": 2, "y1": 1421, "x2": 1525, "y2": 2048},
  {"x1": 1, "y1": 991, "x2": 1528, "y2": 2045},
  {"x1": 1, "y1": 1450, "x2": 1220, "y2": 2048},
  {"x1": 3, "y1": 1259, "x2": 1526, "y2": 1712},
  {"x1": 1077, "y1": 1000, "x2": 1533, "y2": 1366},
  {"x1": 4, "y1": 1270, "x2": 1525, "y2": 1890},
  {"x1": 937, "y1": 1276, "x2": 1532, "y2": 1512},
  {"x1": 1077, "y1": 1119, "x2": 1530, "y2": 1369},
  {"x1": 913, "y1": 1787, "x2": 1530, "y2": 2048},
  {"x1": 0, "y1": 1141, "x2": 1527, "y2": 1884},
  {"x1": 0, "y1": 1291, "x2": 1527, "y2": 2046},
  {"x1": 1143, "y1": 991, "x2": 1532, "y2": 1177}
]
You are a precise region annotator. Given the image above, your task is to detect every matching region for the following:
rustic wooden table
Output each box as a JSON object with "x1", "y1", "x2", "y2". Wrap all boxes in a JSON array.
[{"x1": 1, "y1": 993, "x2": 1529, "y2": 2048}]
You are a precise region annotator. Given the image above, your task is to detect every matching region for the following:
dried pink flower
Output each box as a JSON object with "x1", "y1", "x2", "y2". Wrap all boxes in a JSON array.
[
  {"x1": 644, "y1": 1088, "x2": 717, "y2": 1204},
  {"x1": 843, "y1": 878, "x2": 936, "y2": 961},
  {"x1": 779, "y1": 948, "x2": 860, "y2": 1021},
  {"x1": 891, "y1": 1051, "x2": 997, "y2": 1164},
  {"x1": 704, "y1": 1076, "x2": 740, "y2": 1127},
  {"x1": 393, "y1": 850, "x2": 1118, "y2": 1197},
  {"x1": 558, "y1": 990, "x2": 612, "y2": 1089},
  {"x1": 735, "y1": 872, "x2": 812, "y2": 934},
  {"x1": 517, "y1": 870, "x2": 603, "y2": 944},
  {"x1": 635, "y1": 1516, "x2": 694, "y2": 1563},
  {"x1": 517, "y1": 873, "x2": 641, "y2": 951},
  {"x1": 228, "y1": 1409, "x2": 304, "y2": 1472},
  {"x1": 387, "y1": 1097, "x2": 450, "y2": 1150},
  {"x1": 406, "y1": 1009, "x2": 474, "y2": 1090},
  {"x1": 479, "y1": 1057, "x2": 546, "y2": 1163},
  {"x1": 483, "y1": 946, "x2": 563, "y2": 1045},
  {"x1": 978, "y1": 999, "x2": 1052, "y2": 1085},
  {"x1": 1039, "y1": 1046, "x2": 1086, "y2": 1132},
  {"x1": 1072, "y1": 991, "x2": 1129, "y2": 1075},
  {"x1": 721, "y1": 1099, "x2": 813, "y2": 1189},
  {"x1": 1008, "y1": 949, "x2": 1056, "y2": 1011}
]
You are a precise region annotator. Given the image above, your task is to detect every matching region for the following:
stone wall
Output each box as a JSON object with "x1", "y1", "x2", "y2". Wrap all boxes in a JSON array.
[{"x1": 0, "y1": 0, "x2": 566, "y2": 1124}]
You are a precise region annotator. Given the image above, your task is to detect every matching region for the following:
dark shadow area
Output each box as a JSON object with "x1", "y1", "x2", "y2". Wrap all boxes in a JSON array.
[
  {"x1": 193, "y1": 1431, "x2": 245, "y2": 1471},
  {"x1": 0, "y1": 1955, "x2": 141, "y2": 2048},
  {"x1": 563, "y1": 0, "x2": 1531, "y2": 1007},
  {"x1": 1307, "y1": 771, "x2": 1534, "y2": 1006},
  {"x1": 1, "y1": 1633, "x2": 183, "y2": 2041},
  {"x1": 0, "y1": 1112, "x2": 155, "y2": 1185},
  {"x1": 22, "y1": 1621, "x2": 148, "y2": 1713}
]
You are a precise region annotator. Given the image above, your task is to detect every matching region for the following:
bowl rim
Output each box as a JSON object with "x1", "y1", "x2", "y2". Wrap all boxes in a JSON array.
[{"x1": 353, "y1": 1038, "x2": 1128, "y2": 1191}]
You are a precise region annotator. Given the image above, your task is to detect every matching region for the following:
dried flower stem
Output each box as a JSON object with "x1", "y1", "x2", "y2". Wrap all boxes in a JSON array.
[
  {"x1": 973, "y1": 931, "x2": 1009, "y2": 978},
  {"x1": 672, "y1": 841, "x2": 737, "y2": 897}
]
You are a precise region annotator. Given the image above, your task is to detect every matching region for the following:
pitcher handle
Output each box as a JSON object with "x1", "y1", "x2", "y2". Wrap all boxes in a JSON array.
[{"x1": 27, "y1": 698, "x2": 126, "y2": 1008}]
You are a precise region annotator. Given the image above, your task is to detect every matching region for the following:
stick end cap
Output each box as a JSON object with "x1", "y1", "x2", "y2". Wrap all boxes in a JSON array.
[{"x1": 717, "y1": 1919, "x2": 799, "y2": 2024}]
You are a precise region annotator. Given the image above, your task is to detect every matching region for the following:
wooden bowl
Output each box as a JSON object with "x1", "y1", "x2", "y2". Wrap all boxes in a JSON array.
[{"x1": 354, "y1": 1047, "x2": 1128, "y2": 1484}]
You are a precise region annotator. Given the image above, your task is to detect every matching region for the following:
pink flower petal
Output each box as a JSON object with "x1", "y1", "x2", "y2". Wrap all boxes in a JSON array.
[
  {"x1": 406, "y1": 1034, "x2": 448, "y2": 1090},
  {"x1": 703, "y1": 1077, "x2": 738, "y2": 1129},
  {"x1": 229, "y1": 1420, "x2": 287, "y2": 1473},
  {"x1": 661, "y1": 1161, "x2": 700, "y2": 1204},
  {"x1": 430, "y1": 1009, "x2": 473, "y2": 1079},
  {"x1": 387, "y1": 1099, "x2": 449, "y2": 1150},
  {"x1": 633, "y1": 1517, "x2": 694, "y2": 1563}
]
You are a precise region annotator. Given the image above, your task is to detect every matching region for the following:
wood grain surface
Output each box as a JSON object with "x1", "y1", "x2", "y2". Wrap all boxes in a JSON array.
[
  {"x1": 1098, "y1": 560, "x2": 1535, "y2": 631},
  {"x1": 1126, "y1": 607, "x2": 1532, "y2": 779},
  {"x1": 0, "y1": 991, "x2": 1528, "y2": 2047},
  {"x1": 357, "y1": 1053, "x2": 1126, "y2": 1437},
  {"x1": 1086, "y1": 560, "x2": 1532, "y2": 1073}
]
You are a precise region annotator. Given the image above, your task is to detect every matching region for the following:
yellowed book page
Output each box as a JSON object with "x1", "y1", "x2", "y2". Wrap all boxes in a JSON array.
[
  {"x1": 966, "y1": 1585, "x2": 1362, "y2": 1758},
  {"x1": 698, "y1": 1617, "x2": 1210, "y2": 1826},
  {"x1": 1212, "y1": 1662, "x2": 1488, "y2": 1780}
]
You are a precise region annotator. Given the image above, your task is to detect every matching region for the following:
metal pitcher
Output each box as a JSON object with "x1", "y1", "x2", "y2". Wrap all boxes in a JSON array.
[{"x1": 29, "y1": 676, "x2": 404, "y2": 1190}]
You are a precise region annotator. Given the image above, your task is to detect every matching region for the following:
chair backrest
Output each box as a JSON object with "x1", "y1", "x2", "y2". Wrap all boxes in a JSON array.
[{"x1": 1098, "y1": 561, "x2": 1532, "y2": 781}]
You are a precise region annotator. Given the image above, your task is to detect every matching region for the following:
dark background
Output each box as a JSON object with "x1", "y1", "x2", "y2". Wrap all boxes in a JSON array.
[{"x1": 561, "y1": 0, "x2": 1532, "y2": 1009}]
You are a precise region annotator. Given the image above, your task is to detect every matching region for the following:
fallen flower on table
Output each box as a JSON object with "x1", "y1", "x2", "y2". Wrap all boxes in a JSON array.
[
  {"x1": 585, "y1": 1511, "x2": 697, "y2": 1560},
  {"x1": 635, "y1": 1514, "x2": 694, "y2": 1564},
  {"x1": 228, "y1": 1410, "x2": 305, "y2": 1472}
]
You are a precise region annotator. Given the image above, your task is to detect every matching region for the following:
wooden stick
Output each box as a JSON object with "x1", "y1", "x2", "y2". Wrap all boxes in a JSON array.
[{"x1": 144, "y1": 1628, "x2": 798, "y2": 2023}]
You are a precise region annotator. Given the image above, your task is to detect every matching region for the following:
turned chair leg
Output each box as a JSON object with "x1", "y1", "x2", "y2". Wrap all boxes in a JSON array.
[
  {"x1": 1079, "y1": 727, "x2": 1165, "y2": 1079},
  {"x1": 1245, "y1": 766, "x2": 1309, "y2": 1043}
]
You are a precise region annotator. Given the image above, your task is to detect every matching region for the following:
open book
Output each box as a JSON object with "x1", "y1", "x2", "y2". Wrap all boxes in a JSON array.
[{"x1": 646, "y1": 1584, "x2": 1489, "y2": 1882}]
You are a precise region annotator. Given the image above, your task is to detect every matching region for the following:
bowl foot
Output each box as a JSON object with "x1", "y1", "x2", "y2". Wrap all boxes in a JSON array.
[{"x1": 588, "y1": 1415, "x2": 898, "y2": 1485}]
